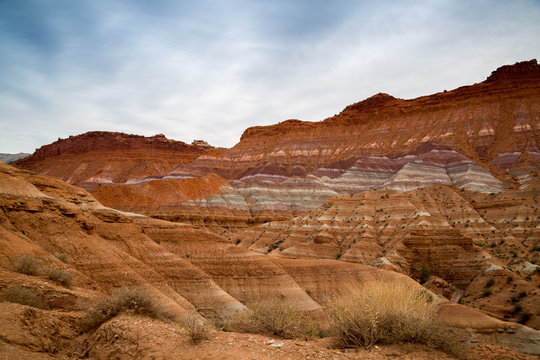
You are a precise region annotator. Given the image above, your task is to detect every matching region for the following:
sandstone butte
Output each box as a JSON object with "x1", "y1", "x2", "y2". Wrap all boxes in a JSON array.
[
  {"x1": 4, "y1": 59, "x2": 540, "y2": 358},
  {"x1": 15, "y1": 131, "x2": 213, "y2": 189}
]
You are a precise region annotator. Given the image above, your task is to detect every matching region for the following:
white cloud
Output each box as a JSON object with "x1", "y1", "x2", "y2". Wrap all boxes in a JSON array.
[{"x1": 0, "y1": 0, "x2": 539, "y2": 153}]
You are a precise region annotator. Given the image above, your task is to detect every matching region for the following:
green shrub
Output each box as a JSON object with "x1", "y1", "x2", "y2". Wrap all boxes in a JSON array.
[
  {"x1": 327, "y1": 280, "x2": 463, "y2": 358},
  {"x1": 485, "y1": 278, "x2": 495, "y2": 288},
  {"x1": 0, "y1": 286, "x2": 46, "y2": 309},
  {"x1": 230, "y1": 296, "x2": 319, "y2": 339},
  {"x1": 47, "y1": 269, "x2": 74, "y2": 288},
  {"x1": 81, "y1": 287, "x2": 174, "y2": 331},
  {"x1": 480, "y1": 289, "x2": 492, "y2": 298},
  {"x1": 13, "y1": 255, "x2": 41, "y2": 276},
  {"x1": 518, "y1": 311, "x2": 532, "y2": 324},
  {"x1": 419, "y1": 265, "x2": 430, "y2": 284}
]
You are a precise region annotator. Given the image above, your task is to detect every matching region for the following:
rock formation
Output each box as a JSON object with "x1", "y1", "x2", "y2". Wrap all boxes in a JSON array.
[
  {"x1": 15, "y1": 132, "x2": 210, "y2": 189},
  {"x1": 1, "y1": 161, "x2": 539, "y2": 357}
]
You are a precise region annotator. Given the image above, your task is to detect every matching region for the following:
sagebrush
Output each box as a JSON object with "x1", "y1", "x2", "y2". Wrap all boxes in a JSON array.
[
  {"x1": 181, "y1": 313, "x2": 211, "y2": 344},
  {"x1": 47, "y1": 269, "x2": 74, "y2": 288},
  {"x1": 328, "y1": 280, "x2": 464, "y2": 358},
  {"x1": 13, "y1": 255, "x2": 41, "y2": 275},
  {"x1": 230, "y1": 296, "x2": 319, "y2": 339},
  {"x1": 80, "y1": 287, "x2": 174, "y2": 331},
  {"x1": 0, "y1": 286, "x2": 47, "y2": 309}
]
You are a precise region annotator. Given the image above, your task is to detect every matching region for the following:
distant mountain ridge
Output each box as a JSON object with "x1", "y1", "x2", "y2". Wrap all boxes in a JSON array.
[{"x1": 0, "y1": 152, "x2": 30, "y2": 164}]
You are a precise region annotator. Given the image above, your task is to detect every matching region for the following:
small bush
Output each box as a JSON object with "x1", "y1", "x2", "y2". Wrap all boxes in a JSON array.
[
  {"x1": 485, "y1": 278, "x2": 495, "y2": 288},
  {"x1": 419, "y1": 265, "x2": 430, "y2": 284},
  {"x1": 230, "y1": 296, "x2": 319, "y2": 339},
  {"x1": 480, "y1": 289, "x2": 492, "y2": 298},
  {"x1": 55, "y1": 253, "x2": 69, "y2": 263},
  {"x1": 506, "y1": 275, "x2": 514, "y2": 283},
  {"x1": 13, "y1": 255, "x2": 41, "y2": 276},
  {"x1": 518, "y1": 291, "x2": 527, "y2": 299},
  {"x1": 47, "y1": 269, "x2": 74, "y2": 288},
  {"x1": 181, "y1": 313, "x2": 211, "y2": 344},
  {"x1": 0, "y1": 286, "x2": 46, "y2": 309},
  {"x1": 81, "y1": 287, "x2": 173, "y2": 331},
  {"x1": 518, "y1": 311, "x2": 532, "y2": 324},
  {"x1": 328, "y1": 281, "x2": 463, "y2": 358}
]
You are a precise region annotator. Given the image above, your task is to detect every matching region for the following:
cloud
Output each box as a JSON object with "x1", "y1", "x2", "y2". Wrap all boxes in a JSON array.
[{"x1": 1, "y1": 0, "x2": 540, "y2": 153}]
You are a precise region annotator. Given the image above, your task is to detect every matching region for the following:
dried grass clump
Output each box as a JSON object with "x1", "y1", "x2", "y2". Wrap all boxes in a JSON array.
[
  {"x1": 0, "y1": 286, "x2": 47, "y2": 309},
  {"x1": 81, "y1": 287, "x2": 174, "y2": 331},
  {"x1": 47, "y1": 269, "x2": 74, "y2": 288},
  {"x1": 13, "y1": 255, "x2": 41, "y2": 276},
  {"x1": 328, "y1": 281, "x2": 464, "y2": 358},
  {"x1": 181, "y1": 313, "x2": 211, "y2": 344},
  {"x1": 54, "y1": 253, "x2": 69, "y2": 263},
  {"x1": 230, "y1": 296, "x2": 319, "y2": 339}
]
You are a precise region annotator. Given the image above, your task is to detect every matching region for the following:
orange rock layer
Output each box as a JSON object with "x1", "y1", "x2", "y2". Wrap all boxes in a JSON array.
[{"x1": 15, "y1": 132, "x2": 209, "y2": 189}]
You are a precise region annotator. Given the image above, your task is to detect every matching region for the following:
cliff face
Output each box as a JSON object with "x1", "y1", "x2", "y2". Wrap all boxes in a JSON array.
[
  {"x1": 15, "y1": 132, "x2": 209, "y2": 189},
  {"x1": 172, "y1": 59, "x2": 539, "y2": 183}
]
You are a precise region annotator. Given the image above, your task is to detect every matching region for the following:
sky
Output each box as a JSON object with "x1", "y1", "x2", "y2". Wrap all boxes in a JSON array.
[{"x1": 1, "y1": 0, "x2": 539, "y2": 153}]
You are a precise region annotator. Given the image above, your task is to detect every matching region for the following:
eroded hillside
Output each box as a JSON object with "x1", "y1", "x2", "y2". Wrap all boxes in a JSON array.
[{"x1": 1, "y1": 162, "x2": 540, "y2": 358}]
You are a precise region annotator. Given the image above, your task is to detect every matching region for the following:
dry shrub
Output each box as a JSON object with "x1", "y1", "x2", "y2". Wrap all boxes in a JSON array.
[
  {"x1": 328, "y1": 280, "x2": 464, "y2": 358},
  {"x1": 181, "y1": 313, "x2": 211, "y2": 344},
  {"x1": 81, "y1": 287, "x2": 174, "y2": 331},
  {"x1": 13, "y1": 255, "x2": 41, "y2": 276},
  {"x1": 54, "y1": 253, "x2": 69, "y2": 263},
  {"x1": 47, "y1": 269, "x2": 74, "y2": 288},
  {"x1": 0, "y1": 286, "x2": 47, "y2": 309},
  {"x1": 230, "y1": 296, "x2": 319, "y2": 339}
]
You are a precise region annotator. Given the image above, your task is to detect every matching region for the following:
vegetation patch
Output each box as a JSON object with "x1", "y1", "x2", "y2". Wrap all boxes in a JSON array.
[
  {"x1": 419, "y1": 265, "x2": 430, "y2": 284},
  {"x1": 181, "y1": 313, "x2": 211, "y2": 344},
  {"x1": 47, "y1": 269, "x2": 74, "y2": 288},
  {"x1": 230, "y1": 296, "x2": 319, "y2": 339},
  {"x1": 54, "y1": 253, "x2": 70, "y2": 263},
  {"x1": 327, "y1": 280, "x2": 463, "y2": 358},
  {"x1": 0, "y1": 286, "x2": 47, "y2": 309},
  {"x1": 13, "y1": 255, "x2": 41, "y2": 276},
  {"x1": 81, "y1": 287, "x2": 174, "y2": 331}
]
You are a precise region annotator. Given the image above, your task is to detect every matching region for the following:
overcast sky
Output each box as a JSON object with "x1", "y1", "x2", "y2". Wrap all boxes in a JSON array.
[{"x1": 1, "y1": 0, "x2": 539, "y2": 153}]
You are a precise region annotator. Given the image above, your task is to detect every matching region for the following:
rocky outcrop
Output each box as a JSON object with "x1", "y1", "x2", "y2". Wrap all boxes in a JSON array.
[
  {"x1": 97, "y1": 142, "x2": 502, "y2": 239},
  {"x1": 168, "y1": 60, "x2": 540, "y2": 184},
  {"x1": 15, "y1": 132, "x2": 210, "y2": 189}
]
